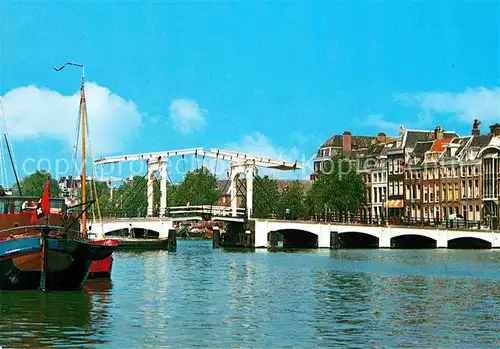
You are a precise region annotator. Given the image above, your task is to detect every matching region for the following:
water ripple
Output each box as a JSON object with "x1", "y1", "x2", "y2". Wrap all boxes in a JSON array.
[{"x1": 0, "y1": 241, "x2": 499, "y2": 348}]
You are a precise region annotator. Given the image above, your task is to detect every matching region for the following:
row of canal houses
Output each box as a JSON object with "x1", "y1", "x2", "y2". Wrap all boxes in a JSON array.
[{"x1": 313, "y1": 120, "x2": 500, "y2": 227}]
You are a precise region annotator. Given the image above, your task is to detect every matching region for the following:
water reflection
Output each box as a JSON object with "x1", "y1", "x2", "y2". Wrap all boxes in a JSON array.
[
  {"x1": 313, "y1": 270, "x2": 376, "y2": 346},
  {"x1": 0, "y1": 242, "x2": 498, "y2": 348},
  {"x1": 0, "y1": 281, "x2": 112, "y2": 348}
]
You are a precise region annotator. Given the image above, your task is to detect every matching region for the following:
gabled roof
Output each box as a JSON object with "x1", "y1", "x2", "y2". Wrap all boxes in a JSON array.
[
  {"x1": 469, "y1": 134, "x2": 493, "y2": 148},
  {"x1": 365, "y1": 143, "x2": 386, "y2": 157},
  {"x1": 404, "y1": 130, "x2": 432, "y2": 149},
  {"x1": 453, "y1": 136, "x2": 472, "y2": 157},
  {"x1": 413, "y1": 141, "x2": 434, "y2": 157},
  {"x1": 403, "y1": 129, "x2": 459, "y2": 150},
  {"x1": 431, "y1": 137, "x2": 454, "y2": 152},
  {"x1": 319, "y1": 135, "x2": 375, "y2": 150}
]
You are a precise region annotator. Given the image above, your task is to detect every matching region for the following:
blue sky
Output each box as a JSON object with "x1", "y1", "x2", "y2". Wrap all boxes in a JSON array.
[{"x1": 0, "y1": 0, "x2": 499, "y2": 184}]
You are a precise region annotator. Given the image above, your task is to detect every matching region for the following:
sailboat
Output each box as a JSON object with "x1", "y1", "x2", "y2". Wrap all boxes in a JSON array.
[
  {"x1": 0, "y1": 63, "x2": 117, "y2": 291},
  {"x1": 56, "y1": 62, "x2": 118, "y2": 280}
]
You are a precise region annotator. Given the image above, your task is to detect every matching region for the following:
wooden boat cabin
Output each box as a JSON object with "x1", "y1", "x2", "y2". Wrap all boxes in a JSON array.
[{"x1": 0, "y1": 195, "x2": 68, "y2": 239}]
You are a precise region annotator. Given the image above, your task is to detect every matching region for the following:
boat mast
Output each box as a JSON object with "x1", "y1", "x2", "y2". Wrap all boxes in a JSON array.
[
  {"x1": 54, "y1": 62, "x2": 86, "y2": 238},
  {"x1": 80, "y1": 72, "x2": 87, "y2": 239}
]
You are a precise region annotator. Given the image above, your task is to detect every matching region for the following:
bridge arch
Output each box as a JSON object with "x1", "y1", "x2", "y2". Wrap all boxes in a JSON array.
[
  {"x1": 447, "y1": 232, "x2": 494, "y2": 249},
  {"x1": 338, "y1": 231, "x2": 379, "y2": 248},
  {"x1": 448, "y1": 237, "x2": 492, "y2": 249},
  {"x1": 97, "y1": 220, "x2": 173, "y2": 239},
  {"x1": 390, "y1": 233, "x2": 437, "y2": 249},
  {"x1": 270, "y1": 229, "x2": 318, "y2": 249}
]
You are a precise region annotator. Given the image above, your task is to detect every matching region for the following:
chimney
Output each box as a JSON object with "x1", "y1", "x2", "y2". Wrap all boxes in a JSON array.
[
  {"x1": 376, "y1": 132, "x2": 387, "y2": 144},
  {"x1": 472, "y1": 119, "x2": 481, "y2": 136},
  {"x1": 490, "y1": 123, "x2": 500, "y2": 136},
  {"x1": 399, "y1": 125, "x2": 405, "y2": 138},
  {"x1": 434, "y1": 126, "x2": 443, "y2": 140},
  {"x1": 343, "y1": 131, "x2": 352, "y2": 153}
]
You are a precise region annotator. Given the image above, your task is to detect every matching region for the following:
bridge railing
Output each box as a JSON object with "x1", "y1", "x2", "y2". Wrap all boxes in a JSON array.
[
  {"x1": 167, "y1": 205, "x2": 246, "y2": 218},
  {"x1": 261, "y1": 212, "x2": 498, "y2": 231}
]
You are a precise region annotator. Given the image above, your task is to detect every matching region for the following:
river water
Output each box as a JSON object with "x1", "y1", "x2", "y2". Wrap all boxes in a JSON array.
[{"x1": 0, "y1": 240, "x2": 499, "y2": 348}]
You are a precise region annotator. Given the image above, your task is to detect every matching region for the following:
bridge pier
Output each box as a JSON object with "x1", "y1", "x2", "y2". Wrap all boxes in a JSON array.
[
  {"x1": 437, "y1": 231, "x2": 448, "y2": 248},
  {"x1": 379, "y1": 228, "x2": 391, "y2": 248},
  {"x1": 167, "y1": 229, "x2": 177, "y2": 252},
  {"x1": 147, "y1": 159, "x2": 168, "y2": 217},
  {"x1": 220, "y1": 222, "x2": 254, "y2": 248},
  {"x1": 330, "y1": 231, "x2": 340, "y2": 249},
  {"x1": 230, "y1": 163, "x2": 255, "y2": 218},
  {"x1": 212, "y1": 226, "x2": 221, "y2": 248}
]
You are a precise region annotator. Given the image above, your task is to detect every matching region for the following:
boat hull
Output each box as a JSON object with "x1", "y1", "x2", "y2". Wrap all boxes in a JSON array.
[
  {"x1": 0, "y1": 235, "x2": 116, "y2": 290},
  {"x1": 88, "y1": 256, "x2": 113, "y2": 279},
  {"x1": 87, "y1": 239, "x2": 117, "y2": 280}
]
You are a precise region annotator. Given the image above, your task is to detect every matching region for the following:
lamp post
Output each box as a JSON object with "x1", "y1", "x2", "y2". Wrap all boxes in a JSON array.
[{"x1": 381, "y1": 193, "x2": 387, "y2": 224}]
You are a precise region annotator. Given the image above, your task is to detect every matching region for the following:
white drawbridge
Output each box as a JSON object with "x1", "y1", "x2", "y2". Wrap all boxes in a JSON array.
[{"x1": 95, "y1": 148, "x2": 302, "y2": 219}]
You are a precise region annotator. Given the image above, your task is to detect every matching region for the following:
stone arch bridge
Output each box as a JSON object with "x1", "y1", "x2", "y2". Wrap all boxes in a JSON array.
[{"x1": 254, "y1": 219, "x2": 500, "y2": 249}]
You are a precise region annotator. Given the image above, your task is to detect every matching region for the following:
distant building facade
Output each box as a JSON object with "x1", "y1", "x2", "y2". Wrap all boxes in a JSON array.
[{"x1": 313, "y1": 120, "x2": 500, "y2": 224}]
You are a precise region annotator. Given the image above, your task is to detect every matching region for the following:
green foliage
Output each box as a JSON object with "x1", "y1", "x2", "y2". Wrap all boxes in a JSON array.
[
  {"x1": 169, "y1": 167, "x2": 220, "y2": 206},
  {"x1": 252, "y1": 175, "x2": 279, "y2": 218},
  {"x1": 80, "y1": 180, "x2": 114, "y2": 217},
  {"x1": 112, "y1": 175, "x2": 160, "y2": 216},
  {"x1": 18, "y1": 171, "x2": 61, "y2": 197},
  {"x1": 166, "y1": 184, "x2": 180, "y2": 207},
  {"x1": 278, "y1": 181, "x2": 306, "y2": 220},
  {"x1": 310, "y1": 155, "x2": 366, "y2": 215}
]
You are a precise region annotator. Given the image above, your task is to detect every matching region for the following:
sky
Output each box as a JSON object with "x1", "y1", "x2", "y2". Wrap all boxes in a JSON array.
[{"x1": 0, "y1": 0, "x2": 499, "y2": 185}]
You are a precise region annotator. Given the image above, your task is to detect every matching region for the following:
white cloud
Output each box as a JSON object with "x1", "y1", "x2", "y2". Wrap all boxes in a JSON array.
[
  {"x1": 169, "y1": 98, "x2": 206, "y2": 134},
  {"x1": 224, "y1": 132, "x2": 314, "y2": 180},
  {"x1": 0, "y1": 83, "x2": 143, "y2": 154},
  {"x1": 395, "y1": 87, "x2": 500, "y2": 124}
]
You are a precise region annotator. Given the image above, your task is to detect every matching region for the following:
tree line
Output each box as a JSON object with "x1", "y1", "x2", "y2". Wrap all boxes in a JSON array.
[{"x1": 15, "y1": 156, "x2": 366, "y2": 220}]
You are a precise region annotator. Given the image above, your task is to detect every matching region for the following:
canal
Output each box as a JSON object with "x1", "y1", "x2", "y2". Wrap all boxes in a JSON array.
[{"x1": 0, "y1": 240, "x2": 499, "y2": 348}]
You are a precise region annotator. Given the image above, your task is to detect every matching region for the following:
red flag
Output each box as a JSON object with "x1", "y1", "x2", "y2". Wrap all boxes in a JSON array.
[{"x1": 31, "y1": 181, "x2": 50, "y2": 224}]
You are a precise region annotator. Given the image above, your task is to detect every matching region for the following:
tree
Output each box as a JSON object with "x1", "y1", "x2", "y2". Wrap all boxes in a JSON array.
[
  {"x1": 305, "y1": 155, "x2": 366, "y2": 218},
  {"x1": 17, "y1": 171, "x2": 61, "y2": 197},
  {"x1": 305, "y1": 180, "x2": 325, "y2": 219},
  {"x1": 252, "y1": 175, "x2": 280, "y2": 218},
  {"x1": 79, "y1": 180, "x2": 113, "y2": 218},
  {"x1": 170, "y1": 167, "x2": 220, "y2": 206},
  {"x1": 278, "y1": 181, "x2": 306, "y2": 220},
  {"x1": 112, "y1": 175, "x2": 160, "y2": 217}
]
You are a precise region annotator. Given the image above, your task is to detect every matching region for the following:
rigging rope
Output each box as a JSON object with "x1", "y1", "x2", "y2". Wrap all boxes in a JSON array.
[
  {"x1": 69, "y1": 97, "x2": 82, "y2": 193},
  {"x1": 252, "y1": 175, "x2": 281, "y2": 217},
  {"x1": 0, "y1": 100, "x2": 20, "y2": 190},
  {"x1": 209, "y1": 150, "x2": 220, "y2": 216},
  {"x1": 114, "y1": 170, "x2": 150, "y2": 216},
  {"x1": 83, "y1": 100, "x2": 102, "y2": 223},
  {"x1": 0, "y1": 134, "x2": 7, "y2": 188},
  {"x1": 0, "y1": 100, "x2": 8, "y2": 187}
]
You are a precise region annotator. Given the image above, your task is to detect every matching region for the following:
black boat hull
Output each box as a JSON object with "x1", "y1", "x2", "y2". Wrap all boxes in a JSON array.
[{"x1": 0, "y1": 235, "x2": 115, "y2": 290}]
